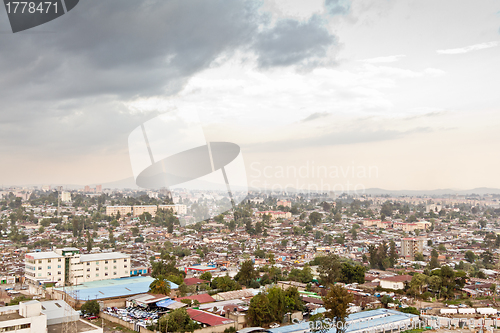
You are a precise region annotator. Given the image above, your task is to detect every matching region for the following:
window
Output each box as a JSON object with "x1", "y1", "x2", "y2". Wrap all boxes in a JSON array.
[
  {"x1": 58, "y1": 258, "x2": 62, "y2": 262},
  {"x1": 48, "y1": 272, "x2": 51, "y2": 276},
  {"x1": 96, "y1": 268, "x2": 99, "y2": 271},
  {"x1": 87, "y1": 262, "x2": 90, "y2": 266},
  {"x1": 113, "y1": 260, "x2": 117, "y2": 263},
  {"x1": 105, "y1": 260, "x2": 108, "y2": 264},
  {"x1": 113, "y1": 272, "x2": 117, "y2": 275},
  {"x1": 87, "y1": 268, "x2": 90, "y2": 272},
  {"x1": 38, "y1": 260, "x2": 42, "y2": 264},
  {"x1": 38, "y1": 273, "x2": 42, "y2": 277},
  {"x1": 87, "y1": 274, "x2": 90, "y2": 278},
  {"x1": 58, "y1": 265, "x2": 61, "y2": 268},
  {"x1": 96, "y1": 273, "x2": 99, "y2": 277},
  {"x1": 124, "y1": 259, "x2": 127, "y2": 262},
  {"x1": 105, "y1": 267, "x2": 108, "y2": 270},
  {"x1": 58, "y1": 271, "x2": 61, "y2": 275},
  {"x1": 38, "y1": 267, "x2": 42, "y2": 270},
  {"x1": 124, "y1": 265, "x2": 127, "y2": 268},
  {"x1": 96, "y1": 261, "x2": 99, "y2": 265},
  {"x1": 113, "y1": 266, "x2": 117, "y2": 269},
  {"x1": 105, "y1": 273, "x2": 108, "y2": 276},
  {"x1": 48, "y1": 266, "x2": 51, "y2": 269},
  {"x1": 48, "y1": 259, "x2": 51, "y2": 263}
]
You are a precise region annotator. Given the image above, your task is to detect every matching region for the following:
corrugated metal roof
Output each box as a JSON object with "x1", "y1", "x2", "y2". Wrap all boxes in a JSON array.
[
  {"x1": 55, "y1": 276, "x2": 178, "y2": 300},
  {"x1": 186, "y1": 308, "x2": 234, "y2": 326}
]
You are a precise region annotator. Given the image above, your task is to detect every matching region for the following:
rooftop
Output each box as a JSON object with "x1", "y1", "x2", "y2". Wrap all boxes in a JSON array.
[
  {"x1": 55, "y1": 276, "x2": 178, "y2": 300},
  {"x1": 79, "y1": 252, "x2": 129, "y2": 262},
  {"x1": 26, "y1": 251, "x2": 64, "y2": 260}
]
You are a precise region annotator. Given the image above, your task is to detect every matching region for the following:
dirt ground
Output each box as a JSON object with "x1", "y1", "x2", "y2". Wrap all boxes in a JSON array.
[{"x1": 88, "y1": 318, "x2": 137, "y2": 333}]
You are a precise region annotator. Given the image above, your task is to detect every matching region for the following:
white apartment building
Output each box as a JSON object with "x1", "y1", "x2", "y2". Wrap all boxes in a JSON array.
[{"x1": 25, "y1": 248, "x2": 130, "y2": 286}]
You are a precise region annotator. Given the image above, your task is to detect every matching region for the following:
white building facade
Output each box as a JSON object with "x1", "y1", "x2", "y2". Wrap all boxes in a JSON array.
[{"x1": 25, "y1": 248, "x2": 130, "y2": 286}]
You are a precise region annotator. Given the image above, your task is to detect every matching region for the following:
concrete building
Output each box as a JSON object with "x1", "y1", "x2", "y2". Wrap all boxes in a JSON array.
[
  {"x1": 25, "y1": 248, "x2": 130, "y2": 286},
  {"x1": 255, "y1": 211, "x2": 292, "y2": 219},
  {"x1": 0, "y1": 300, "x2": 102, "y2": 333},
  {"x1": 132, "y1": 205, "x2": 157, "y2": 217},
  {"x1": 105, "y1": 206, "x2": 133, "y2": 217},
  {"x1": 401, "y1": 237, "x2": 425, "y2": 259},
  {"x1": 277, "y1": 200, "x2": 292, "y2": 208},
  {"x1": 59, "y1": 191, "x2": 71, "y2": 203},
  {"x1": 158, "y1": 204, "x2": 187, "y2": 215},
  {"x1": 379, "y1": 275, "x2": 413, "y2": 290}
]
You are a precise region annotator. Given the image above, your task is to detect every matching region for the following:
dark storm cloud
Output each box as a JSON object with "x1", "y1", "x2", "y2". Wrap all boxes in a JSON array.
[
  {"x1": 253, "y1": 14, "x2": 336, "y2": 68},
  {"x1": 0, "y1": 0, "x2": 339, "y2": 165},
  {"x1": 0, "y1": 0, "x2": 262, "y2": 102}
]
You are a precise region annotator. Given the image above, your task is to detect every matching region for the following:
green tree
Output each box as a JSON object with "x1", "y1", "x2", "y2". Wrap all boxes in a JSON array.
[
  {"x1": 340, "y1": 263, "x2": 365, "y2": 284},
  {"x1": 235, "y1": 260, "x2": 257, "y2": 287},
  {"x1": 247, "y1": 293, "x2": 273, "y2": 327},
  {"x1": 309, "y1": 212, "x2": 322, "y2": 226},
  {"x1": 200, "y1": 271, "x2": 212, "y2": 282},
  {"x1": 317, "y1": 254, "x2": 342, "y2": 286},
  {"x1": 322, "y1": 285, "x2": 353, "y2": 333},
  {"x1": 414, "y1": 252, "x2": 425, "y2": 261},
  {"x1": 158, "y1": 308, "x2": 200, "y2": 333},
  {"x1": 429, "y1": 249, "x2": 439, "y2": 269},
  {"x1": 81, "y1": 300, "x2": 100, "y2": 316},
  {"x1": 149, "y1": 276, "x2": 172, "y2": 295},
  {"x1": 464, "y1": 250, "x2": 476, "y2": 263},
  {"x1": 178, "y1": 283, "x2": 189, "y2": 297}
]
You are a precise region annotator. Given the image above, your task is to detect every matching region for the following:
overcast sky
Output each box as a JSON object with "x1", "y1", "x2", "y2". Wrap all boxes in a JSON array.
[{"x1": 1, "y1": 0, "x2": 500, "y2": 191}]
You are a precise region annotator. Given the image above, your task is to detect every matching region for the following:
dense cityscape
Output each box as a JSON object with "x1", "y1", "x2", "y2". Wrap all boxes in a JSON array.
[{"x1": 0, "y1": 185, "x2": 499, "y2": 333}]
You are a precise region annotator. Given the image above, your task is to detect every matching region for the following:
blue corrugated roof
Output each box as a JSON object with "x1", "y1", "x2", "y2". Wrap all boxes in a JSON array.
[
  {"x1": 269, "y1": 309, "x2": 418, "y2": 333},
  {"x1": 55, "y1": 276, "x2": 178, "y2": 300},
  {"x1": 156, "y1": 299, "x2": 176, "y2": 308}
]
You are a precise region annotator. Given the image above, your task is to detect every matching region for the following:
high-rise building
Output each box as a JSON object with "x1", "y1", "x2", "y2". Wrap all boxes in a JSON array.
[
  {"x1": 84, "y1": 185, "x2": 90, "y2": 193},
  {"x1": 401, "y1": 237, "x2": 425, "y2": 259},
  {"x1": 96, "y1": 184, "x2": 102, "y2": 193},
  {"x1": 25, "y1": 248, "x2": 130, "y2": 286}
]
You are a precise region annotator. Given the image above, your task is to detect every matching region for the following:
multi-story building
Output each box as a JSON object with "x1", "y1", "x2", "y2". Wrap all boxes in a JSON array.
[
  {"x1": 59, "y1": 191, "x2": 71, "y2": 202},
  {"x1": 133, "y1": 205, "x2": 158, "y2": 217},
  {"x1": 158, "y1": 204, "x2": 187, "y2": 215},
  {"x1": 277, "y1": 200, "x2": 292, "y2": 208},
  {"x1": 255, "y1": 211, "x2": 292, "y2": 219},
  {"x1": 401, "y1": 237, "x2": 425, "y2": 259},
  {"x1": 25, "y1": 248, "x2": 130, "y2": 286},
  {"x1": 105, "y1": 205, "x2": 133, "y2": 217}
]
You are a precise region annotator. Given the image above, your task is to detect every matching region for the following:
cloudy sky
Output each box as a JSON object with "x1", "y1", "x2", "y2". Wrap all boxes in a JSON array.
[{"x1": 1, "y1": 0, "x2": 500, "y2": 191}]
